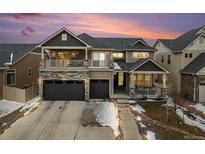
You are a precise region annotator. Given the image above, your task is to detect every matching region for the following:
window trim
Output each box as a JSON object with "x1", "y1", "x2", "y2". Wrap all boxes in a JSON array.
[
  {"x1": 6, "y1": 69, "x2": 16, "y2": 86},
  {"x1": 61, "y1": 33, "x2": 67, "y2": 41},
  {"x1": 28, "y1": 67, "x2": 32, "y2": 77}
]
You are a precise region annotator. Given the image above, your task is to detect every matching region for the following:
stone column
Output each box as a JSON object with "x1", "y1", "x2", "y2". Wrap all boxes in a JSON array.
[{"x1": 129, "y1": 73, "x2": 135, "y2": 97}]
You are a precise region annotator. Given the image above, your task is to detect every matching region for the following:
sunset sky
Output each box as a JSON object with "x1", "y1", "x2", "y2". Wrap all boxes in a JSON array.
[{"x1": 0, "y1": 13, "x2": 205, "y2": 45}]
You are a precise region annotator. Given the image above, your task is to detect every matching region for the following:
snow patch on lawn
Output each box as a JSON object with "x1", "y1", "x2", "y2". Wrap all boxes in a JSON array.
[
  {"x1": 146, "y1": 131, "x2": 156, "y2": 140},
  {"x1": 131, "y1": 104, "x2": 145, "y2": 113},
  {"x1": 95, "y1": 102, "x2": 120, "y2": 137},
  {"x1": 0, "y1": 100, "x2": 23, "y2": 118},
  {"x1": 195, "y1": 104, "x2": 205, "y2": 115},
  {"x1": 164, "y1": 97, "x2": 205, "y2": 132}
]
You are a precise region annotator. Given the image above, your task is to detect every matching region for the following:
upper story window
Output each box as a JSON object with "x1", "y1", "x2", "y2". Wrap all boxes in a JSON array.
[
  {"x1": 6, "y1": 69, "x2": 16, "y2": 86},
  {"x1": 28, "y1": 68, "x2": 32, "y2": 77},
  {"x1": 61, "y1": 34, "x2": 67, "y2": 41},
  {"x1": 185, "y1": 53, "x2": 188, "y2": 58},
  {"x1": 132, "y1": 52, "x2": 149, "y2": 58},
  {"x1": 112, "y1": 52, "x2": 124, "y2": 59},
  {"x1": 189, "y1": 53, "x2": 192, "y2": 58},
  {"x1": 167, "y1": 55, "x2": 171, "y2": 64},
  {"x1": 92, "y1": 52, "x2": 107, "y2": 67},
  {"x1": 161, "y1": 56, "x2": 164, "y2": 63}
]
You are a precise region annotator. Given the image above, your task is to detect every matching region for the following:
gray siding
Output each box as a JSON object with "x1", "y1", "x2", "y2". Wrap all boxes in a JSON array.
[{"x1": 42, "y1": 30, "x2": 87, "y2": 47}]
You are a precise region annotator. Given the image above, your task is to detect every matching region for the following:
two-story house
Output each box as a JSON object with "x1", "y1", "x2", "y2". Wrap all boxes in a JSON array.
[
  {"x1": 38, "y1": 27, "x2": 169, "y2": 101},
  {"x1": 155, "y1": 26, "x2": 205, "y2": 103}
]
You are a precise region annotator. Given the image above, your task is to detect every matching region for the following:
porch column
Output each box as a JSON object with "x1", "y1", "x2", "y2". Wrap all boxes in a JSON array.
[
  {"x1": 85, "y1": 48, "x2": 88, "y2": 60},
  {"x1": 41, "y1": 47, "x2": 44, "y2": 60},
  {"x1": 129, "y1": 73, "x2": 135, "y2": 97},
  {"x1": 161, "y1": 73, "x2": 168, "y2": 97}
]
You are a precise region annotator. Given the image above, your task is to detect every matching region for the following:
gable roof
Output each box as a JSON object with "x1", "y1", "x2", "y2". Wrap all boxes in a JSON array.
[
  {"x1": 116, "y1": 58, "x2": 169, "y2": 73},
  {"x1": 38, "y1": 27, "x2": 90, "y2": 47},
  {"x1": 181, "y1": 53, "x2": 205, "y2": 74},
  {"x1": 158, "y1": 26, "x2": 205, "y2": 53},
  {"x1": 0, "y1": 44, "x2": 37, "y2": 68}
]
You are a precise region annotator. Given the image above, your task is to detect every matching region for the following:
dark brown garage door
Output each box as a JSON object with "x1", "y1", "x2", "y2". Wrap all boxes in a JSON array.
[
  {"x1": 90, "y1": 80, "x2": 109, "y2": 99},
  {"x1": 43, "y1": 80, "x2": 85, "y2": 101}
]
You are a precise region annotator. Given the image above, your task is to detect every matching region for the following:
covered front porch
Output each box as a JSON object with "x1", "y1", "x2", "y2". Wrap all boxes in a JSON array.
[{"x1": 112, "y1": 59, "x2": 169, "y2": 99}]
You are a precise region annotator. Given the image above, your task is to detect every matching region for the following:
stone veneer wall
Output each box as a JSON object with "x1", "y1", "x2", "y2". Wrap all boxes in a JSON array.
[
  {"x1": 181, "y1": 74, "x2": 194, "y2": 102},
  {"x1": 39, "y1": 71, "x2": 89, "y2": 101}
]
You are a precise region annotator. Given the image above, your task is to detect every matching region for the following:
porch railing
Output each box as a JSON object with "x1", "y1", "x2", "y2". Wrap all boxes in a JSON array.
[
  {"x1": 132, "y1": 86, "x2": 168, "y2": 98},
  {"x1": 43, "y1": 60, "x2": 86, "y2": 68}
]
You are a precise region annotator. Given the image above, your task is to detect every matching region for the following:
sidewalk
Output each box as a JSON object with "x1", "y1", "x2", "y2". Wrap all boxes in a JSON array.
[{"x1": 118, "y1": 104, "x2": 142, "y2": 140}]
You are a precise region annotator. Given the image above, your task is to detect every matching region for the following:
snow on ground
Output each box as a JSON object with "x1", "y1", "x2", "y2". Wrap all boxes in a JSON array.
[
  {"x1": 114, "y1": 62, "x2": 122, "y2": 70},
  {"x1": 131, "y1": 104, "x2": 145, "y2": 113},
  {"x1": 95, "y1": 102, "x2": 120, "y2": 137},
  {"x1": 146, "y1": 130, "x2": 156, "y2": 140},
  {"x1": 194, "y1": 104, "x2": 205, "y2": 115},
  {"x1": 0, "y1": 97, "x2": 41, "y2": 118},
  {"x1": 164, "y1": 97, "x2": 205, "y2": 132},
  {"x1": 20, "y1": 97, "x2": 40, "y2": 114},
  {"x1": 0, "y1": 100, "x2": 23, "y2": 118}
]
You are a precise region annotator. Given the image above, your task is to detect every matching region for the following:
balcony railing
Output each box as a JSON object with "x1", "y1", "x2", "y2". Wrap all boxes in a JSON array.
[
  {"x1": 89, "y1": 60, "x2": 110, "y2": 67},
  {"x1": 44, "y1": 60, "x2": 86, "y2": 68},
  {"x1": 42, "y1": 60, "x2": 112, "y2": 68}
]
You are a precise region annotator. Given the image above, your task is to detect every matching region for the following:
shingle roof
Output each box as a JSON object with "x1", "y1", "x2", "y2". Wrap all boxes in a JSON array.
[
  {"x1": 116, "y1": 58, "x2": 151, "y2": 71},
  {"x1": 78, "y1": 33, "x2": 155, "y2": 51},
  {"x1": 159, "y1": 26, "x2": 204, "y2": 53},
  {"x1": 78, "y1": 33, "x2": 113, "y2": 48},
  {"x1": 0, "y1": 44, "x2": 37, "y2": 68},
  {"x1": 181, "y1": 53, "x2": 205, "y2": 74}
]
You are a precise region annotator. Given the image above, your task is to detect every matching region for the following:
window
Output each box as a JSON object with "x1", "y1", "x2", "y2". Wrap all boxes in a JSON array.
[
  {"x1": 61, "y1": 34, "x2": 67, "y2": 41},
  {"x1": 92, "y1": 52, "x2": 106, "y2": 67},
  {"x1": 144, "y1": 74, "x2": 152, "y2": 87},
  {"x1": 6, "y1": 69, "x2": 16, "y2": 86},
  {"x1": 28, "y1": 68, "x2": 32, "y2": 77},
  {"x1": 161, "y1": 56, "x2": 164, "y2": 63},
  {"x1": 185, "y1": 53, "x2": 188, "y2": 58},
  {"x1": 112, "y1": 52, "x2": 124, "y2": 59},
  {"x1": 136, "y1": 74, "x2": 144, "y2": 87},
  {"x1": 132, "y1": 52, "x2": 149, "y2": 58},
  {"x1": 118, "y1": 72, "x2": 124, "y2": 86},
  {"x1": 167, "y1": 55, "x2": 171, "y2": 64},
  {"x1": 189, "y1": 53, "x2": 192, "y2": 58}
]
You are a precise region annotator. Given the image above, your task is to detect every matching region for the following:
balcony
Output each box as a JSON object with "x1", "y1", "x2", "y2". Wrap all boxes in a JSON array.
[
  {"x1": 89, "y1": 60, "x2": 110, "y2": 68},
  {"x1": 44, "y1": 60, "x2": 86, "y2": 67}
]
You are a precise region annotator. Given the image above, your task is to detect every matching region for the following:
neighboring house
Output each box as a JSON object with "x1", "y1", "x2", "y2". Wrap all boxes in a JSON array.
[
  {"x1": 38, "y1": 27, "x2": 169, "y2": 101},
  {"x1": 154, "y1": 26, "x2": 205, "y2": 103},
  {"x1": 0, "y1": 44, "x2": 41, "y2": 102}
]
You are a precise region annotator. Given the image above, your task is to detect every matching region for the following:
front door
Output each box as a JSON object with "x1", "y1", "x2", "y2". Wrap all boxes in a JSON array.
[{"x1": 114, "y1": 72, "x2": 126, "y2": 92}]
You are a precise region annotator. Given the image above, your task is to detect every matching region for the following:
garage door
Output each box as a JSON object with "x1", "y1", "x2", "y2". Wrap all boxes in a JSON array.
[
  {"x1": 199, "y1": 83, "x2": 205, "y2": 103},
  {"x1": 90, "y1": 80, "x2": 109, "y2": 99},
  {"x1": 43, "y1": 80, "x2": 85, "y2": 101}
]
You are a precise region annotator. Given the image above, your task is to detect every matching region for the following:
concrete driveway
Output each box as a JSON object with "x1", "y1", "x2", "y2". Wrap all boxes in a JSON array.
[{"x1": 0, "y1": 101, "x2": 115, "y2": 140}]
